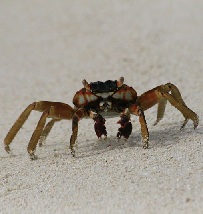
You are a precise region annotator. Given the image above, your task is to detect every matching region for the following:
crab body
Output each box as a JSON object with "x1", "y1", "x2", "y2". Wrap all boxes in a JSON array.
[
  {"x1": 73, "y1": 80, "x2": 137, "y2": 116},
  {"x1": 4, "y1": 77, "x2": 199, "y2": 159}
]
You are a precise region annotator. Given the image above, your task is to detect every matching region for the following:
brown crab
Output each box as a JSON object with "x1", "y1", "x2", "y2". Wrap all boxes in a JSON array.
[{"x1": 4, "y1": 77, "x2": 199, "y2": 159}]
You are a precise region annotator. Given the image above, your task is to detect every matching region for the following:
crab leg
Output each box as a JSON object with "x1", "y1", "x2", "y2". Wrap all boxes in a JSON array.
[
  {"x1": 28, "y1": 104, "x2": 74, "y2": 159},
  {"x1": 27, "y1": 110, "x2": 49, "y2": 159},
  {"x1": 70, "y1": 108, "x2": 87, "y2": 157},
  {"x1": 153, "y1": 99, "x2": 167, "y2": 126},
  {"x1": 129, "y1": 105, "x2": 149, "y2": 148},
  {"x1": 137, "y1": 83, "x2": 199, "y2": 129},
  {"x1": 4, "y1": 102, "x2": 36, "y2": 153},
  {"x1": 4, "y1": 101, "x2": 74, "y2": 158},
  {"x1": 38, "y1": 119, "x2": 61, "y2": 146}
]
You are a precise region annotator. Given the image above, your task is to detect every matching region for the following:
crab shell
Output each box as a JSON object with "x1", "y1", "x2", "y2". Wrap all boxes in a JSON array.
[{"x1": 72, "y1": 83, "x2": 137, "y2": 115}]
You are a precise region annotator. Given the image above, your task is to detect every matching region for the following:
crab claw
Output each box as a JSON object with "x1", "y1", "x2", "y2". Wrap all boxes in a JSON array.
[
  {"x1": 117, "y1": 110, "x2": 132, "y2": 140},
  {"x1": 94, "y1": 114, "x2": 107, "y2": 139}
]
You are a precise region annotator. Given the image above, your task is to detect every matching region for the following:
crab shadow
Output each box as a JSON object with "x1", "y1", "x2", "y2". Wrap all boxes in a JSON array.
[
  {"x1": 2, "y1": 123, "x2": 200, "y2": 161},
  {"x1": 76, "y1": 124, "x2": 201, "y2": 158}
]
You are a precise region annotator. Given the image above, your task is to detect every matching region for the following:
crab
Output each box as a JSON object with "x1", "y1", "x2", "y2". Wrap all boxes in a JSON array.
[{"x1": 4, "y1": 77, "x2": 199, "y2": 159}]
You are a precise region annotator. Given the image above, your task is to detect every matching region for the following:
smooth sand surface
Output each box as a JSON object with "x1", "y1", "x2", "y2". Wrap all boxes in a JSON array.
[{"x1": 0, "y1": 1, "x2": 203, "y2": 213}]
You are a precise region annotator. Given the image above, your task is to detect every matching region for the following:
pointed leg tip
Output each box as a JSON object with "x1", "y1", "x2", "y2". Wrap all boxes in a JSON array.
[
  {"x1": 193, "y1": 118, "x2": 199, "y2": 129},
  {"x1": 180, "y1": 118, "x2": 189, "y2": 130},
  {"x1": 28, "y1": 150, "x2": 38, "y2": 160},
  {"x1": 180, "y1": 125, "x2": 185, "y2": 130},
  {"x1": 154, "y1": 118, "x2": 162, "y2": 126},
  {"x1": 4, "y1": 145, "x2": 11, "y2": 154},
  {"x1": 153, "y1": 121, "x2": 158, "y2": 126},
  {"x1": 180, "y1": 118, "x2": 198, "y2": 130},
  {"x1": 71, "y1": 150, "x2": 76, "y2": 157},
  {"x1": 29, "y1": 154, "x2": 38, "y2": 160},
  {"x1": 38, "y1": 136, "x2": 46, "y2": 147},
  {"x1": 194, "y1": 123, "x2": 198, "y2": 129},
  {"x1": 142, "y1": 142, "x2": 149, "y2": 149}
]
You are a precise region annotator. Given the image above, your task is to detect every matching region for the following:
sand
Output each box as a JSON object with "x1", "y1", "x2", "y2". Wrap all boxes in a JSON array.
[{"x1": 0, "y1": 0, "x2": 203, "y2": 213}]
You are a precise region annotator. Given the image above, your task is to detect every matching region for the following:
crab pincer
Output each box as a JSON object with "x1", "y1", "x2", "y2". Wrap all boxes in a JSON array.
[
  {"x1": 93, "y1": 114, "x2": 107, "y2": 140},
  {"x1": 117, "y1": 114, "x2": 132, "y2": 140}
]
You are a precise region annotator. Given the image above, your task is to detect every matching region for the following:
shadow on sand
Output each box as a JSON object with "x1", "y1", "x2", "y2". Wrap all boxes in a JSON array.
[{"x1": 76, "y1": 123, "x2": 201, "y2": 158}]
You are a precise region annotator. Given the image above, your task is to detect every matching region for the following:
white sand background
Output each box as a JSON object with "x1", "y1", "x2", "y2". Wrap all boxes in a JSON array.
[{"x1": 0, "y1": 0, "x2": 203, "y2": 213}]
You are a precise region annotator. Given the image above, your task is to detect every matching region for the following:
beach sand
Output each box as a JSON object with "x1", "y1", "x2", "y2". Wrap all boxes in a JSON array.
[{"x1": 0, "y1": 0, "x2": 203, "y2": 213}]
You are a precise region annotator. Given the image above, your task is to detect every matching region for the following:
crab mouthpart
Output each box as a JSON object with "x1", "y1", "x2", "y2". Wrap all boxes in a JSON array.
[{"x1": 99, "y1": 101, "x2": 112, "y2": 112}]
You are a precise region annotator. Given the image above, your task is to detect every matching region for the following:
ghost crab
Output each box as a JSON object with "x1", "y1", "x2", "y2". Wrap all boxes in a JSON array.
[{"x1": 4, "y1": 77, "x2": 199, "y2": 159}]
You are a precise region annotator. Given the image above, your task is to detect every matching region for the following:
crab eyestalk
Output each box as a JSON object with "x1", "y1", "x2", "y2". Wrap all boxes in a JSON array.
[
  {"x1": 82, "y1": 79, "x2": 90, "y2": 91},
  {"x1": 117, "y1": 76, "x2": 124, "y2": 87}
]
